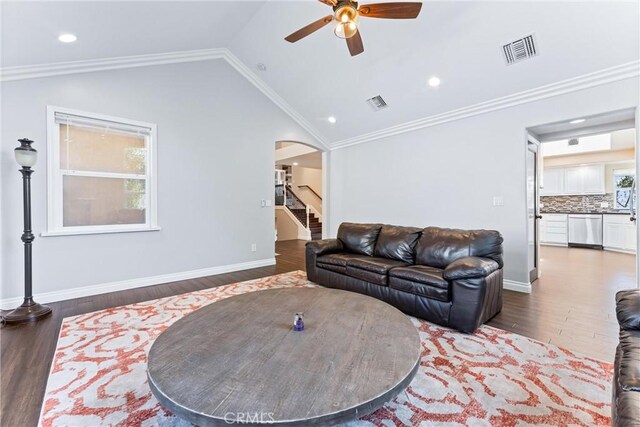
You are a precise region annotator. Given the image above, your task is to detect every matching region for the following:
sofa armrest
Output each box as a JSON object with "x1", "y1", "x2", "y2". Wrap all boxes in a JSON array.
[
  {"x1": 305, "y1": 239, "x2": 343, "y2": 257},
  {"x1": 616, "y1": 289, "x2": 640, "y2": 331},
  {"x1": 443, "y1": 256, "x2": 500, "y2": 281}
]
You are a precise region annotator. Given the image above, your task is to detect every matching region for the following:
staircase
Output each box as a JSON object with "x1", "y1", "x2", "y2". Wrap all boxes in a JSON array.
[
  {"x1": 276, "y1": 184, "x2": 323, "y2": 240},
  {"x1": 290, "y1": 209, "x2": 323, "y2": 240}
]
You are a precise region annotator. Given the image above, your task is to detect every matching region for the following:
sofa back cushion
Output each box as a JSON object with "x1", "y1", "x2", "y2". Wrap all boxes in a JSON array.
[
  {"x1": 337, "y1": 223, "x2": 383, "y2": 256},
  {"x1": 374, "y1": 225, "x2": 422, "y2": 263},
  {"x1": 415, "y1": 227, "x2": 503, "y2": 269}
]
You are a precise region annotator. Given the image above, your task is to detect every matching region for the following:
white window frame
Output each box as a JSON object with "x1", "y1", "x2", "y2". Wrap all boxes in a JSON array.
[
  {"x1": 613, "y1": 168, "x2": 636, "y2": 211},
  {"x1": 43, "y1": 105, "x2": 159, "y2": 236}
]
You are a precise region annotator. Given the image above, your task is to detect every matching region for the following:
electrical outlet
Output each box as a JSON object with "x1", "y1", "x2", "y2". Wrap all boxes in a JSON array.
[
  {"x1": 265, "y1": 199, "x2": 272, "y2": 207},
  {"x1": 251, "y1": 243, "x2": 257, "y2": 252},
  {"x1": 492, "y1": 196, "x2": 504, "y2": 207}
]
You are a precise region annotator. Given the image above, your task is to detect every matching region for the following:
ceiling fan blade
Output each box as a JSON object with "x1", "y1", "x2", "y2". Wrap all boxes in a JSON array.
[
  {"x1": 285, "y1": 15, "x2": 334, "y2": 43},
  {"x1": 346, "y1": 30, "x2": 364, "y2": 56},
  {"x1": 358, "y1": 2, "x2": 423, "y2": 19},
  {"x1": 318, "y1": 0, "x2": 337, "y2": 6}
]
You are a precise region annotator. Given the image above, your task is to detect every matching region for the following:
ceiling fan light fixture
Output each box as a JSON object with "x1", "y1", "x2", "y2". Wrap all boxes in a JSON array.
[
  {"x1": 334, "y1": 21, "x2": 358, "y2": 39},
  {"x1": 334, "y1": 4, "x2": 358, "y2": 39}
]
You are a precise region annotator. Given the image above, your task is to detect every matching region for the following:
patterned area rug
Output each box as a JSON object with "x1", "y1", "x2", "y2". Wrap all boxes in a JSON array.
[{"x1": 39, "y1": 271, "x2": 613, "y2": 426}]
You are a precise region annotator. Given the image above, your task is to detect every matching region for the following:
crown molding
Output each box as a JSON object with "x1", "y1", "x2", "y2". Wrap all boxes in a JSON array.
[
  {"x1": 330, "y1": 60, "x2": 640, "y2": 150},
  {"x1": 3, "y1": 49, "x2": 637, "y2": 153},
  {"x1": 0, "y1": 48, "x2": 330, "y2": 151},
  {"x1": 0, "y1": 48, "x2": 228, "y2": 81}
]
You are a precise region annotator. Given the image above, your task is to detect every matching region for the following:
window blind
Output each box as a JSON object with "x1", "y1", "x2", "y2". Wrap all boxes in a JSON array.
[{"x1": 54, "y1": 112, "x2": 152, "y2": 136}]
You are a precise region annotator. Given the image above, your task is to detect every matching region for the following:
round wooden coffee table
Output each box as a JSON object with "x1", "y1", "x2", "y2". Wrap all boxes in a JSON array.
[{"x1": 147, "y1": 287, "x2": 421, "y2": 426}]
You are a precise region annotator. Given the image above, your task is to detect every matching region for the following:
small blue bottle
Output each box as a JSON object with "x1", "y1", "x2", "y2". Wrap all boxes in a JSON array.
[{"x1": 294, "y1": 312, "x2": 304, "y2": 331}]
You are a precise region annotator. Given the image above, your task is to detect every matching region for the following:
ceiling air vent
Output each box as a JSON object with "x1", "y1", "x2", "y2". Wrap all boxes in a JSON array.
[
  {"x1": 502, "y1": 34, "x2": 537, "y2": 65},
  {"x1": 366, "y1": 95, "x2": 388, "y2": 112}
]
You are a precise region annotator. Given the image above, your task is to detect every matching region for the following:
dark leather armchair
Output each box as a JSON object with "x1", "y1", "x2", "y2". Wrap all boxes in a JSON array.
[
  {"x1": 306, "y1": 223, "x2": 504, "y2": 333},
  {"x1": 612, "y1": 289, "x2": 640, "y2": 426}
]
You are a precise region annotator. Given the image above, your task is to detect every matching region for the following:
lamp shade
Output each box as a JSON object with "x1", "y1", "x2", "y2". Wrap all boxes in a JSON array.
[
  {"x1": 334, "y1": 21, "x2": 358, "y2": 39},
  {"x1": 15, "y1": 138, "x2": 38, "y2": 168},
  {"x1": 334, "y1": 4, "x2": 358, "y2": 39}
]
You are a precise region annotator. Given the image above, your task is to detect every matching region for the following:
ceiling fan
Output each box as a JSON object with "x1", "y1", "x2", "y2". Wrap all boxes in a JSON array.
[{"x1": 285, "y1": 1, "x2": 423, "y2": 56}]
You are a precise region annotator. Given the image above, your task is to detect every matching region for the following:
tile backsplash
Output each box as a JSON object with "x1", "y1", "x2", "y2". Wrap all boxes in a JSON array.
[{"x1": 541, "y1": 194, "x2": 624, "y2": 213}]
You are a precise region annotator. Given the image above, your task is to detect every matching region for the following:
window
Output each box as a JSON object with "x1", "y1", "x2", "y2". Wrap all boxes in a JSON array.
[
  {"x1": 45, "y1": 106, "x2": 158, "y2": 236},
  {"x1": 614, "y1": 169, "x2": 636, "y2": 210}
]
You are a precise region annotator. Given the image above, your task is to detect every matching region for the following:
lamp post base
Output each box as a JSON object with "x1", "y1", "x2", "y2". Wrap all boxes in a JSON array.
[{"x1": 4, "y1": 299, "x2": 52, "y2": 324}]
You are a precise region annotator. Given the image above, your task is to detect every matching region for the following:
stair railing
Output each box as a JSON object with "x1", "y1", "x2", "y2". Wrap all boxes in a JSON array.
[
  {"x1": 275, "y1": 184, "x2": 309, "y2": 228},
  {"x1": 297, "y1": 185, "x2": 322, "y2": 201}
]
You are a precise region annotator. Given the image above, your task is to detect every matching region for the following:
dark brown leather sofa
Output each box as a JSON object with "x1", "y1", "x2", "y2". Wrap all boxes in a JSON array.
[
  {"x1": 305, "y1": 223, "x2": 504, "y2": 333},
  {"x1": 612, "y1": 289, "x2": 640, "y2": 426}
]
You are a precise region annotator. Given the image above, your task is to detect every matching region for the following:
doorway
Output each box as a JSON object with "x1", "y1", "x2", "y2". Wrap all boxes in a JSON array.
[
  {"x1": 523, "y1": 109, "x2": 638, "y2": 358},
  {"x1": 528, "y1": 109, "x2": 637, "y2": 284},
  {"x1": 527, "y1": 139, "x2": 541, "y2": 282},
  {"x1": 274, "y1": 141, "x2": 324, "y2": 242}
]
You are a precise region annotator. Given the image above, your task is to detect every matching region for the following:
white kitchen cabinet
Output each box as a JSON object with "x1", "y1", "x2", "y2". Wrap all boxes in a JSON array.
[
  {"x1": 563, "y1": 164, "x2": 605, "y2": 195},
  {"x1": 540, "y1": 214, "x2": 568, "y2": 245},
  {"x1": 603, "y1": 214, "x2": 637, "y2": 253},
  {"x1": 541, "y1": 168, "x2": 564, "y2": 196}
]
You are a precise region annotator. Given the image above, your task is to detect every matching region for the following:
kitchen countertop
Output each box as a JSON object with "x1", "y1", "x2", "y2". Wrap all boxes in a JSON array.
[{"x1": 540, "y1": 211, "x2": 631, "y2": 215}]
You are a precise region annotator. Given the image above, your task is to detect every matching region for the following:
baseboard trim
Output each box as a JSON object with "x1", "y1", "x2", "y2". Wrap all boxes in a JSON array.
[
  {"x1": 603, "y1": 247, "x2": 636, "y2": 255},
  {"x1": 0, "y1": 258, "x2": 276, "y2": 310},
  {"x1": 504, "y1": 279, "x2": 532, "y2": 294}
]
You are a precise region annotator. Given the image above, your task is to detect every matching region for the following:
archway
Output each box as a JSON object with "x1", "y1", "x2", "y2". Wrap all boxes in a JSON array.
[{"x1": 274, "y1": 141, "x2": 325, "y2": 242}]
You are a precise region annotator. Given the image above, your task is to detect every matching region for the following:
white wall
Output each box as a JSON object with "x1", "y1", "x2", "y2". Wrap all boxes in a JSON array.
[
  {"x1": 328, "y1": 77, "x2": 639, "y2": 285},
  {"x1": 1, "y1": 60, "x2": 320, "y2": 302},
  {"x1": 291, "y1": 165, "x2": 322, "y2": 213},
  {"x1": 275, "y1": 208, "x2": 299, "y2": 241}
]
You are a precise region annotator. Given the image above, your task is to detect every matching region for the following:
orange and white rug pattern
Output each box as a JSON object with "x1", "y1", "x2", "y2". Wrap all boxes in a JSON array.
[{"x1": 39, "y1": 271, "x2": 613, "y2": 426}]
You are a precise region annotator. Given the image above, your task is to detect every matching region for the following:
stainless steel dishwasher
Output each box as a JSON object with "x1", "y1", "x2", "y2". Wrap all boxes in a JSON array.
[{"x1": 568, "y1": 214, "x2": 603, "y2": 249}]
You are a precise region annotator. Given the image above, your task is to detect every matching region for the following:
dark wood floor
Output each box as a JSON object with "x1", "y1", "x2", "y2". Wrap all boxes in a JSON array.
[
  {"x1": 1, "y1": 241, "x2": 634, "y2": 427},
  {"x1": 489, "y1": 245, "x2": 635, "y2": 362}
]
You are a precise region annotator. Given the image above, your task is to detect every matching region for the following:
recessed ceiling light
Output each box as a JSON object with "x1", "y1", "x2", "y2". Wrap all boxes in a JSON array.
[
  {"x1": 428, "y1": 76, "x2": 441, "y2": 87},
  {"x1": 328, "y1": 116, "x2": 337, "y2": 124},
  {"x1": 292, "y1": 162, "x2": 299, "y2": 166},
  {"x1": 58, "y1": 33, "x2": 77, "y2": 43},
  {"x1": 569, "y1": 118, "x2": 586, "y2": 124}
]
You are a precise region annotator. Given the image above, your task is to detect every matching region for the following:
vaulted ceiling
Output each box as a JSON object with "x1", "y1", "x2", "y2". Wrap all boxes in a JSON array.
[{"x1": 2, "y1": 1, "x2": 639, "y2": 147}]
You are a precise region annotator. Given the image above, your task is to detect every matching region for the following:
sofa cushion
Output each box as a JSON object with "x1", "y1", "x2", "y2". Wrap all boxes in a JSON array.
[
  {"x1": 316, "y1": 253, "x2": 371, "y2": 267},
  {"x1": 415, "y1": 227, "x2": 504, "y2": 269},
  {"x1": 346, "y1": 257, "x2": 409, "y2": 275},
  {"x1": 616, "y1": 289, "x2": 640, "y2": 331},
  {"x1": 317, "y1": 253, "x2": 371, "y2": 275},
  {"x1": 390, "y1": 265, "x2": 448, "y2": 288},
  {"x1": 337, "y1": 223, "x2": 383, "y2": 256},
  {"x1": 373, "y1": 225, "x2": 422, "y2": 263},
  {"x1": 345, "y1": 266, "x2": 387, "y2": 286},
  {"x1": 389, "y1": 266, "x2": 449, "y2": 302}
]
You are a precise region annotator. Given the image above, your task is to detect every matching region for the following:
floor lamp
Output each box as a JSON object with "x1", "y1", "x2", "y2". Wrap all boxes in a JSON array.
[{"x1": 4, "y1": 138, "x2": 52, "y2": 324}]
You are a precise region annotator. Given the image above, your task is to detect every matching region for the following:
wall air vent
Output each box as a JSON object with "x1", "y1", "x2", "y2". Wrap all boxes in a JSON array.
[
  {"x1": 366, "y1": 95, "x2": 388, "y2": 112},
  {"x1": 502, "y1": 34, "x2": 537, "y2": 65}
]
